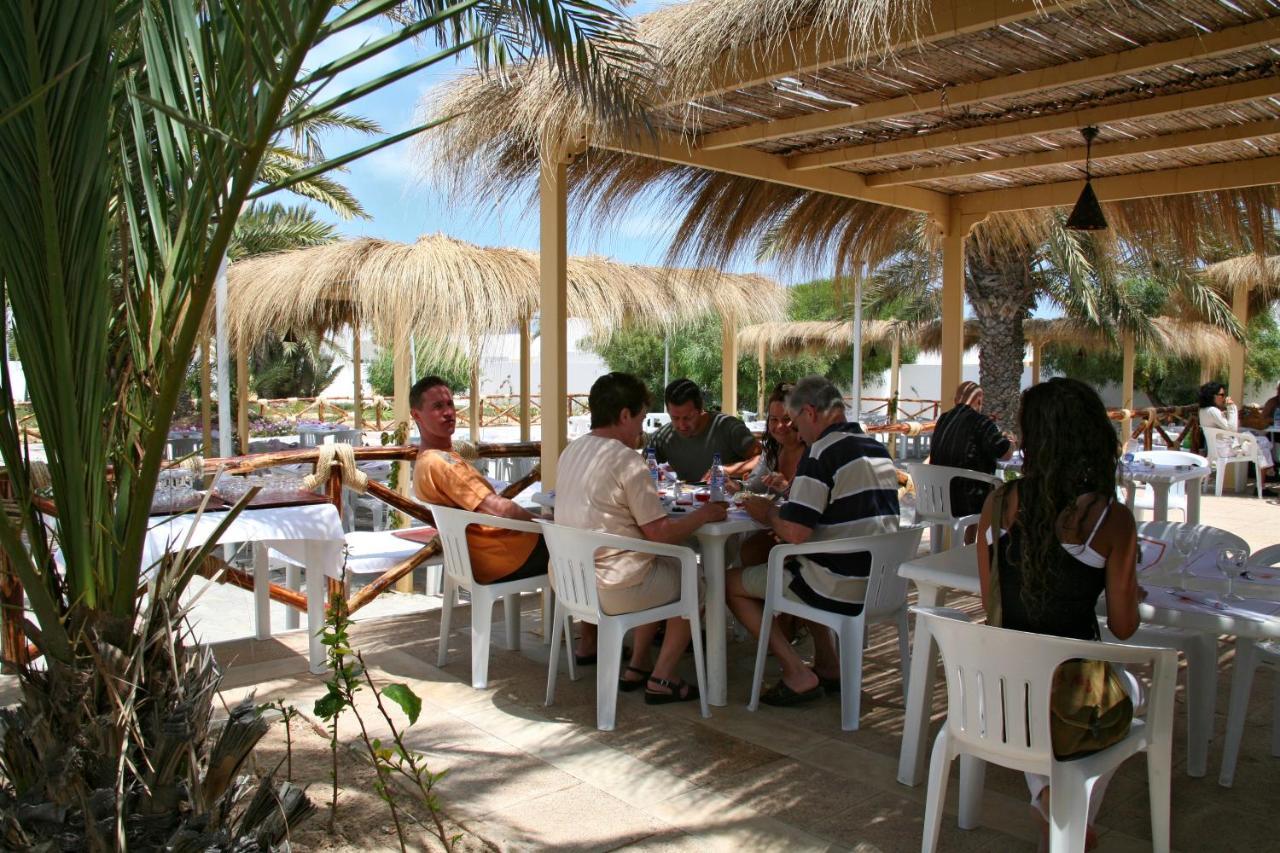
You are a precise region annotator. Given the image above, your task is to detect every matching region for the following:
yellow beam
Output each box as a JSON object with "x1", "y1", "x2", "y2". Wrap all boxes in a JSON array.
[
  {"x1": 939, "y1": 223, "x2": 967, "y2": 413},
  {"x1": 1121, "y1": 331, "x2": 1135, "y2": 449},
  {"x1": 721, "y1": 317, "x2": 739, "y2": 417},
  {"x1": 351, "y1": 317, "x2": 363, "y2": 431},
  {"x1": 540, "y1": 157, "x2": 569, "y2": 488},
  {"x1": 787, "y1": 76, "x2": 1280, "y2": 172},
  {"x1": 519, "y1": 313, "x2": 532, "y2": 442},
  {"x1": 392, "y1": 326, "x2": 413, "y2": 592},
  {"x1": 756, "y1": 340, "x2": 766, "y2": 418},
  {"x1": 958, "y1": 154, "x2": 1280, "y2": 215},
  {"x1": 867, "y1": 118, "x2": 1280, "y2": 187},
  {"x1": 673, "y1": 0, "x2": 1089, "y2": 105},
  {"x1": 469, "y1": 354, "x2": 481, "y2": 446},
  {"x1": 1030, "y1": 339, "x2": 1041, "y2": 386},
  {"x1": 200, "y1": 335, "x2": 212, "y2": 457},
  {"x1": 702, "y1": 17, "x2": 1280, "y2": 152},
  {"x1": 235, "y1": 339, "x2": 249, "y2": 455},
  {"x1": 1228, "y1": 280, "x2": 1249, "y2": 414},
  {"x1": 600, "y1": 131, "x2": 948, "y2": 219}
]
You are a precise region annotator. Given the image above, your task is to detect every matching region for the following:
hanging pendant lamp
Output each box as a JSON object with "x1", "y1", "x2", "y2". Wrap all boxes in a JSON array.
[{"x1": 1066, "y1": 126, "x2": 1108, "y2": 231}]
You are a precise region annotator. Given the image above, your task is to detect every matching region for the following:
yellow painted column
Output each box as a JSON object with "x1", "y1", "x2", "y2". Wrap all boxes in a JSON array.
[
  {"x1": 940, "y1": 227, "x2": 965, "y2": 412},
  {"x1": 1030, "y1": 339, "x2": 1041, "y2": 386},
  {"x1": 351, "y1": 317, "x2": 363, "y2": 431},
  {"x1": 235, "y1": 338, "x2": 250, "y2": 455},
  {"x1": 721, "y1": 316, "x2": 739, "y2": 417},
  {"x1": 756, "y1": 340, "x2": 766, "y2": 416},
  {"x1": 888, "y1": 334, "x2": 901, "y2": 459},
  {"x1": 200, "y1": 335, "x2": 213, "y2": 456},
  {"x1": 392, "y1": 327, "x2": 414, "y2": 591},
  {"x1": 519, "y1": 313, "x2": 532, "y2": 442},
  {"x1": 1121, "y1": 331, "x2": 1136, "y2": 449},
  {"x1": 540, "y1": 158, "x2": 569, "y2": 488},
  {"x1": 469, "y1": 353, "x2": 481, "y2": 446}
]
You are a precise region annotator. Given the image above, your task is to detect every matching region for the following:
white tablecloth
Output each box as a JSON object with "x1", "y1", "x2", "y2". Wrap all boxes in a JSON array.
[{"x1": 142, "y1": 503, "x2": 346, "y2": 578}]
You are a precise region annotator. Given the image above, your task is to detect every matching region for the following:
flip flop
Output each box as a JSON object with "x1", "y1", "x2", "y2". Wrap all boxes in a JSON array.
[
  {"x1": 817, "y1": 676, "x2": 841, "y2": 694},
  {"x1": 618, "y1": 665, "x2": 652, "y2": 693},
  {"x1": 759, "y1": 679, "x2": 825, "y2": 707}
]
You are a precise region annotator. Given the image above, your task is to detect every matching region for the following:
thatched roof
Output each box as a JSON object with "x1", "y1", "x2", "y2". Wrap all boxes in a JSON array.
[
  {"x1": 222, "y1": 233, "x2": 786, "y2": 349},
  {"x1": 912, "y1": 317, "x2": 1233, "y2": 370},
  {"x1": 421, "y1": 0, "x2": 1280, "y2": 275},
  {"x1": 737, "y1": 319, "x2": 905, "y2": 357},
  {"x1": 1202, "y1": 255, "x2": 1280, "y2": 310}
]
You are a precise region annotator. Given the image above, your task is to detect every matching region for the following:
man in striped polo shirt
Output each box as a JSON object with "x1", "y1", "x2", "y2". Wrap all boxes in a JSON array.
[{"x1": 728, "y1": 375, "x2": 900, "y2": 705}]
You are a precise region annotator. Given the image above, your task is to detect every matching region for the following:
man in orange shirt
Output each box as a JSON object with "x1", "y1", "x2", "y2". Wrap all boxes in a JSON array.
[{"x1": 411, "y1": 375, "x2": 548, "y2": 585}]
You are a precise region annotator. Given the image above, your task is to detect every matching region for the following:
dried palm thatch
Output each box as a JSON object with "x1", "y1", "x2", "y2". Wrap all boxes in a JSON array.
[
  {"x1": 222, "y1": 233, "x2": 785, "y2": 351},
  {"x1": 912, "y1": 316, "x2": 1233, "y2": 371},
  {"x1": 1201, "y1": 255, "x2": 1280, "y2": 315},
  {"x1": 737, "y1": 319, "x2": 904, "y2": 357}
]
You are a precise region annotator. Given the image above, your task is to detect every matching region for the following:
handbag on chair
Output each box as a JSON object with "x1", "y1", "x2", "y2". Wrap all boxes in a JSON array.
[{"x1": 986, "y1": 486, "x2": 1134, "y2": 760}]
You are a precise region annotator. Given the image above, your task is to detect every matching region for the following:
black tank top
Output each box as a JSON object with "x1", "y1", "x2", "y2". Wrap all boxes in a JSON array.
[{"x1": 993, "y1": 490, "x2": 1107, "y2": 641}]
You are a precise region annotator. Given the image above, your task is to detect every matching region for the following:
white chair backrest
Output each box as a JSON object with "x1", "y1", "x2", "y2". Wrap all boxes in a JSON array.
[
  {"x1": 1136, "y1": 520, "x2": 1248, "y2": 553},
  {"x1": 1131, "y1": 450, "x2": 1206, "y2": 468},
  {"x1": 426, "y1": 504, "x2": 544, "y2": 587},
  {"x1": 799, "y1": 527, "x2": 925, "y2": 617},
  {"x1": 908, "y1": 463, "x2": 1002, "y2": 521},
  {"x1": 1201, "y1": 427, "x2": 1259, "y2": 464},
  {"x1": 537, "y1": 521, "x2": 617, "y2": 620}
]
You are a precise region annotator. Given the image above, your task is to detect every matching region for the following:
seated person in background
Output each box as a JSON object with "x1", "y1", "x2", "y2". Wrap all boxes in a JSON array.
[
  {"x1": 556, "y1": 372, "x2": 727, "y2": 703},
  {"x1": 928, "y1": 380, "x2": 1013, "y2": 525},
  {"x1": 411, "y1": 374, "x2": 548, "y2": 584},
  {"x1": 1198, "y1": 380, "x2": 1274, "y2": 477},
  {"x1": 1262, "y1": 381, "x2": 1280, "y2": 424},
  {"x1": 728, "y1": 375, "x2": 900, "y2": 705},
  {"x1": 647, "y1": 378, "x2": 760, "y2": 482},
  {"x1": 977, "y1": 377, "x2": 1141, "y2": 849}
]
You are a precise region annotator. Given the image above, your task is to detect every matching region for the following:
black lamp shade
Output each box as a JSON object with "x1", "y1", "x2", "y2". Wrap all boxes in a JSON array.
[
  {"x1": 1065, "y1": 180, "x2": 1108, "y2": 231},
  {"x1": 282, "y1": 330, "x2": 298, "y2": 344}
]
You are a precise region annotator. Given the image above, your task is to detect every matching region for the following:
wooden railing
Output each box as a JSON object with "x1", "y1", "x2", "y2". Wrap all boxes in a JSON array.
[
  {"x1": 855, "y1": 395, "x2": 941, "y2": 424},
  {"x1": 1109, "y1": 404, "x2": 1200, "y2": 452}
]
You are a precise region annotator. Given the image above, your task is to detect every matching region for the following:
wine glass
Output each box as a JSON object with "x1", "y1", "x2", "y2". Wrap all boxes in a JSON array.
[
  {"x1": 1171, "y1": 526, "x2": 1200, "y2": 590},
  {"x1": 1218, "y1": 547, "x2": 1250, "y2": 602}
]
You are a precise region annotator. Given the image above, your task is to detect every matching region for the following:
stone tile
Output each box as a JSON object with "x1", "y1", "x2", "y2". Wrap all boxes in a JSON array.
[
  {"x1": 648, "y1": 786, "x2": 835, "y2": 850},
  {"x1": 482, "y1": 783, "x2": 670, "y2": 852}
]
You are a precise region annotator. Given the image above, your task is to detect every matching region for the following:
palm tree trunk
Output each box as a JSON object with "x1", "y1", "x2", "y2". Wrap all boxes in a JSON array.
[{"x1": 966, "y1": 250, "x2": 1037, "y2": 429}]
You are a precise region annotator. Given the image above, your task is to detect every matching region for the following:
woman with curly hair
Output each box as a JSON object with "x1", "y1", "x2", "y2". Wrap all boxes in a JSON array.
[{"x1": 977, "y1": 378, "x2": 1141, "y2": 850}]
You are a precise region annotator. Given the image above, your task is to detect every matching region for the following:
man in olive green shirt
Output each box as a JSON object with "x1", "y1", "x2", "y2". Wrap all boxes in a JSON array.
[{"x1": 646, "y1": 378, "x2": 760, "y2": 482}]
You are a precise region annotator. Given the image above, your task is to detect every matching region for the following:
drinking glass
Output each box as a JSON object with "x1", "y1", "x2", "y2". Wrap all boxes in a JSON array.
[
  {"x1": 1171, "y1": 526, "x2": 1200, "y2": 590},
  {"x1": 1218, "y1": 547, "x2": 1250, "y2": 602},
  {"x1": 664, "y1": 467, "x2": 680, "y2": 498}
]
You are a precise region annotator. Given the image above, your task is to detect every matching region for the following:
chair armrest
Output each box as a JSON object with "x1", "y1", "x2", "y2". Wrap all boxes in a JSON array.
[
  {"x1": 765, "y1": 526, "x2": 925, "y2": 567},
  {"x1": 535, "y1": 520, "x2": 697, "y2": 564},
  {"x1": 472, "y1": 516, "x2": 545, "y2": 536},
  {"x1": 953, "y1": 513, "x2": 981, "y2": 530},
  {"x1": 912, "y1": 605, "x2": 972, "y2": 623}
]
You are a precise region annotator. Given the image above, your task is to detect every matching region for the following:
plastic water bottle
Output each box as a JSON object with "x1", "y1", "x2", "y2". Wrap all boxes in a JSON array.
[
  {"x1": 646, "y1": 448, "x2": 660, "y2": 489},
  {"x1": 709, "y1": 452, "x2": 726, "y2": 502}
]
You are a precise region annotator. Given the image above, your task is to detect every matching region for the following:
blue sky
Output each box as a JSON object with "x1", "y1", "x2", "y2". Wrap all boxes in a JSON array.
[{"x1": 298, "y1": 2, "x2": 723, "y2": 273}]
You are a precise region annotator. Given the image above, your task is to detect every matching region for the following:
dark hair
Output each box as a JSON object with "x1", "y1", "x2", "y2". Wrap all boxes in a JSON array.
[
  {"x1": 762, "y1": 382, "x2": 794, "y2": 471},
  {"x1": 410, "y1": 375, "x2": 451, "y2": 410},
  {"x1": 1197, "y1": 381, "x2": 1227, "y2": 409},
  {"x1": 590, "y1": 372, "x2": 651, "y2": 428},
  {"x1": 1014, "y1": 377, "x2": 1118, "y2": 618},
  {"x1": 664, "y1": 378, "x2": 703, "y2": 410}
]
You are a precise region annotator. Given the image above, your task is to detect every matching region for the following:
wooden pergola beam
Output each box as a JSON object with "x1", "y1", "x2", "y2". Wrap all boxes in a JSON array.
[
  {"x1": 957, "y1": 154, "x2": 1280, "y2": 214},
  {"x1": 867, "y1": 118, "x2": 1280, "y2": 187},
  {"x1": 699, "y1": 17, "x2": 1280, "y2": 152},
  {"x1": 786, "y1": 76, "x2": 1280, "y2": 172},
  {"x1": 599, "y1": 131, "x2": 949, "y2": 220},
  {"x1": 670, "y1": 0, "x2": 1091, "y2": 105}
]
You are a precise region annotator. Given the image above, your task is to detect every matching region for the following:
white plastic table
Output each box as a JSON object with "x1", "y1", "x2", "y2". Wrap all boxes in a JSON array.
[
  {"x1": 1121, "y1": 464, "x2": 1210, "y2": 523},
  {"x1": 532, "y1": 491, "x2": 761, "y2": 706},
  {"x1": 895, "y1": 543, "x2": 1280, "y2": 791},
  {"x1": 298, "y1": 424, "x2": 362, "y2": 447},
  {"x1": 144, "y1": 502, "x2": 345, "y2": 673}
]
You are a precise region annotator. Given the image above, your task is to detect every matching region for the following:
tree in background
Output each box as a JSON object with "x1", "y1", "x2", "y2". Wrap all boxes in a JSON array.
[
  {"x1": 252, "y1": 332, "x2": 345, "y2": 399},
  {"x1": 368, "y1": 347, "x2": 472, "y2": 397}
]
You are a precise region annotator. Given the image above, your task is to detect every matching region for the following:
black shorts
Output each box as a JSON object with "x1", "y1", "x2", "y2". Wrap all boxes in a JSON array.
[{"x1": 485, "y1": 537, "x2": 548, "y2": 585}]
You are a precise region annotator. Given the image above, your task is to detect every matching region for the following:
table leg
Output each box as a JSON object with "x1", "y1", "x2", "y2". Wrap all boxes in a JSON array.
[
  {"x1": 284, "y1": 563, "x2": 301, "y2": 631},
  {"x1": 306, "y1": 542, "x2": 328, "y2": 675},
  {"x1": 1152, "y1": 482, "x2": 1170, "y2": 522},
  {"x1": 253, "y1": 544, "x2": 271, "y2": 641},
  {"x1": 1219, "y1": 638, "x2": 1259, "y2": 788},
  {"x1": 957, "y1": 754, "x2": 986, "y2": 829},
  {"x1": 1122, "y1": 481, "x2": 1136, "y2": 513},
  {"x1": 898, "y1": 584, "x2": 945, "y2": 786},
  {"x1": 1184, "y1": 633, "x2": 1217, "y2": 778},
  {"x1": 698, "y1": 532, "x2": 729, "y2": 708},
  {"x1": 1186, "y1": 482, "x2": 1202, "y2": 525}
]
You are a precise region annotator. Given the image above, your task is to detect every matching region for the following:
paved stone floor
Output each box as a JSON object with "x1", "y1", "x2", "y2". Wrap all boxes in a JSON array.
[{"x1": 206, "y1": 492, "x2": 1280, "y2": 852}]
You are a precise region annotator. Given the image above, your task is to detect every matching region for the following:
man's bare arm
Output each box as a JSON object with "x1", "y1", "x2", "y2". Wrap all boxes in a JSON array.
[{"x1": 476, "y1": 493, "x2": 537, "y2": 521}]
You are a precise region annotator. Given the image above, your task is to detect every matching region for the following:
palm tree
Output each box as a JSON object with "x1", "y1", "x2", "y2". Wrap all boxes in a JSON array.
[{"x1": 0, "y1": 0, "x2": 651, "y2": 846}]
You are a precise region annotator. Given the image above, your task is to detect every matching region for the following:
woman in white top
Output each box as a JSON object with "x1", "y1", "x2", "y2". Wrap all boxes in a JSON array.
[{"x1": 1198, "y1": 381, "x2": 1273, "y2": 474}]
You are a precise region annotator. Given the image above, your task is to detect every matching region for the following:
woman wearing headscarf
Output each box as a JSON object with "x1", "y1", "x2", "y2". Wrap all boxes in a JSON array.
[{"x1": 928, "y1": 381, "x2": 1014, "y2": 517}]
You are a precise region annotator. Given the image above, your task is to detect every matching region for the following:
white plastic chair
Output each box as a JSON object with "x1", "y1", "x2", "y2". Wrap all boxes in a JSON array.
[
  {"x1": 1201, "y1": 427, "x2": 1264, "y2": 498},
  {"x1": 747, "y1": 527, "x2": 924, "y2": 731},
  {"x1": 908, "y1": 463, "x2": 1002, "y2": 554},
  {"x1": 540, "y1": 521, "x2": 708, "y2": 731},
  {"x1": 918, "y1": 607, "x2": 1176, "y2": 853},
  {"x1": 427, "y1": 504, "x2": 548, "y2": 690},
  {"x1": 1126, "y1": 450, "x2": 1207, "y2": 521}
]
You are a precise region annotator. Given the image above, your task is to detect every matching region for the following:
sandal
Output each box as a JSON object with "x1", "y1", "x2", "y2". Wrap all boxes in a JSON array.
[
  {"x1": 817, "y1": 676, "x2": 841, "y2": 694},
  {"x1": 644, "y1": 675, "x2": 699, "y2": 705},
  {"x1": 618, "y1": 665, "x2": 652, "y2": 693},
  {"x1": 759, "y1": 679, "x2": 825, "y2": 707}
]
